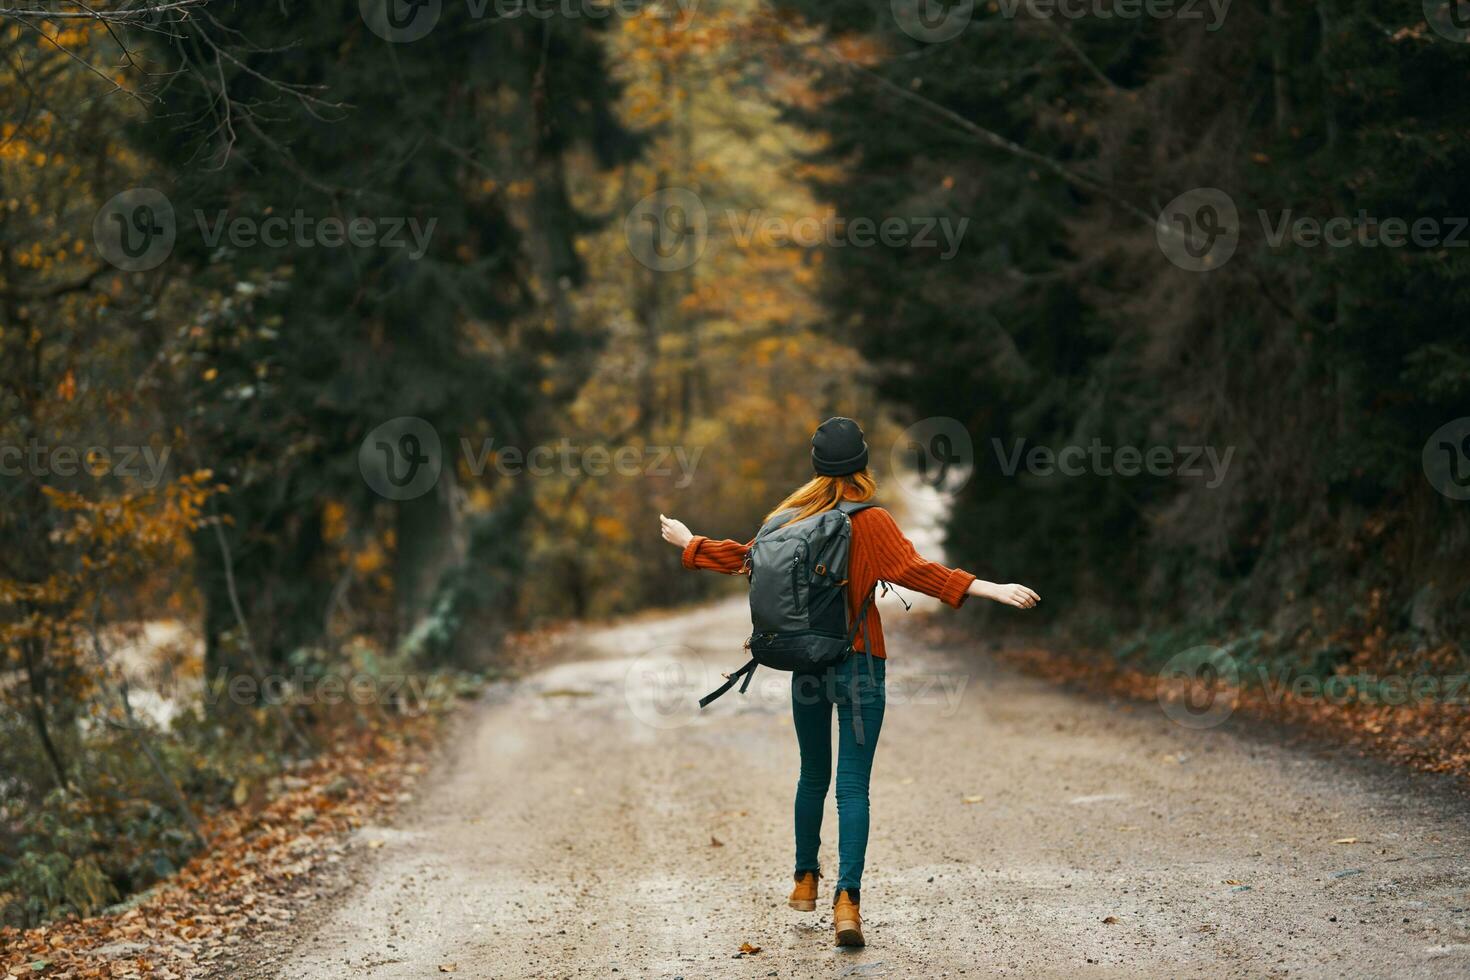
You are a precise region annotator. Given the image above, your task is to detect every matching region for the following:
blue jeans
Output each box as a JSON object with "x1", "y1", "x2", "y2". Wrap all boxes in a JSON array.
[{"x1": 791, "y1": 655, "x2": 886, "y2": 900}]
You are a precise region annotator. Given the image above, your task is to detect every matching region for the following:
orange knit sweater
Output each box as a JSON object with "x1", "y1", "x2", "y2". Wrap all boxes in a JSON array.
[{"x1": 680, "y1": 506, "x2": 976, "y2": 659}]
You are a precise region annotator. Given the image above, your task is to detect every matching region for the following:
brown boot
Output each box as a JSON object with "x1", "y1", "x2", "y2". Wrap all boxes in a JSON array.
[
  {"x1": 789, "y1": 870, "x2": 820, "y2": 911},
  {"x1": 833, "y1": 889, "x2": 864, "y2": 946}
]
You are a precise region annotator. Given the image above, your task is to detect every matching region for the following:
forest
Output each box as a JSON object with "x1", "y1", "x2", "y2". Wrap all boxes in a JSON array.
[{"x1": 1, "y1": 0, "x2": 1467, "y2": 970}]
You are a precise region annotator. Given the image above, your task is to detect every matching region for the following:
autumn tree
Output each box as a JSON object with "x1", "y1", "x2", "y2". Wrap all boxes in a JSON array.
[{"x1": 778, "y1": 0, "x2": 1470, "y2": 666}]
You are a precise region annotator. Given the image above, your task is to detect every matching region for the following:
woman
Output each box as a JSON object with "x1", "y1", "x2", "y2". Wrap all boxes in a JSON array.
[{"x1": 658, "y1": 417, "x2": 1039, "y2": 947}]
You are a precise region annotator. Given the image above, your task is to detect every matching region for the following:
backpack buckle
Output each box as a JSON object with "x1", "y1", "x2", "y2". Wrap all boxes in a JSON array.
[{"x1": 814, "y1": 562, "x2": 827, "y2": 577}]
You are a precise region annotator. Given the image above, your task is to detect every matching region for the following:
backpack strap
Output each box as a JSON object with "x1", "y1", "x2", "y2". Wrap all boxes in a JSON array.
[
  {"x1": 698, "y1": 658, "x2": 757, "y2": 709},
  {"x1": 835, "y1": 503, "x2": 880, "y2": 746},
  {"x1": 845, "y1": 585, "x2": 880, "y2": 745},
  {"x1": 844, "y1": 584, "x2": 878, "y2": 648}
]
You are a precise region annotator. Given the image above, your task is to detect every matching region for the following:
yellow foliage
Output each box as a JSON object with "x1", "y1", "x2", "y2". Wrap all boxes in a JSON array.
[
  {"x1": 0, "y1": 474, "x2": 222, "y2": 691},
  {"x1": 322, "y1": 500, "x2": 350, "y2": 543},
  {"x1": 353, "y1": 544, "x2": 387, "y2": 577},
  {"x1": 593, "y1": 515, "x2": 631, "y2": 543}
]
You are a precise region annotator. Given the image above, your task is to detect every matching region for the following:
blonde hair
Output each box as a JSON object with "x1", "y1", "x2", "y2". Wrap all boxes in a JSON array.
[{"x1": 765, "y1": 470, "x2": 877, "y2": 527}]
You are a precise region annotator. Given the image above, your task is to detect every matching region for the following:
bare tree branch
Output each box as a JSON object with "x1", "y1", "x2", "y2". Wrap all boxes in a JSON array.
[
  {"x1": 209, "y1": 511, "x2": 315, "y2": 754},
  {"x1": 820, "y1": 44, "x2": 1160, "y2": 230},
  {"x1": 0, "y1": 1, "x2": 203, "y2": 23},
  {"x1": 8, "y1": 11, "x2": 146, "y2": 102}
]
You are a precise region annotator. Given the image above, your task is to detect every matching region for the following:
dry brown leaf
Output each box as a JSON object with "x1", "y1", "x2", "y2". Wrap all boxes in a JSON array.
[
  {"x1": 0, "y1": 710, "x2": 445, "y2": 980},
  {"x1": 710, "y1": 836, "x2": 724, "y2": 847},
  {"x1": 990, "y1": 644, "x2": 1470, "y2": 787},
  {"x1": 738, "y1": 942, "x2": 761, "y2": 955}
]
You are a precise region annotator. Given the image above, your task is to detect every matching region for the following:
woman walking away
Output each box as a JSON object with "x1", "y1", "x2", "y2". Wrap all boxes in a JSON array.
[{"x1": 659, "y1": 417, "x2": 1039, "y2": 948}]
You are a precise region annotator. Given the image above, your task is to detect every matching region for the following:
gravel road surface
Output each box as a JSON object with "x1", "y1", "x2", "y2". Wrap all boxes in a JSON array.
[{"x1": 225, "y1": 595, "x2": 1470, "y2": 979}]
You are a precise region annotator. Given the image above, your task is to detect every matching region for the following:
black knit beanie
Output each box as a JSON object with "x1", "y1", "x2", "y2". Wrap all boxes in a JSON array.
[{"x1": 811, "y1": 417, "x2": 869, "y2": 476}]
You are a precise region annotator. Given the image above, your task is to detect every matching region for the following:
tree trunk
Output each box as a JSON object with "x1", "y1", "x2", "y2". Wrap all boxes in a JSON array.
[
  {"x1": 22, "y1": 637, "x2": 69, "y2": 792},
  {"x1": 1269, "y1": 0, "x2": 1293, "y2": 133},
  {"x1": 394, "y1": 465, "x2": 465, "y2": 644}
]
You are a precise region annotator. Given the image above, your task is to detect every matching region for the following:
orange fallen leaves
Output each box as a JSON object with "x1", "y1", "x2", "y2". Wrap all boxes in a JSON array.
[
  {"x1": 0, "y1": 713, "x2": 445, "y2": 979},
  {"x1": 990, "y1": 637, "x2": 1470, "y2": 785}
]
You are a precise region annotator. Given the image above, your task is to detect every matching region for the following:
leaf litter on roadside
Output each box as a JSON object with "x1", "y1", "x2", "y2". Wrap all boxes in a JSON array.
[{"x1": 0, "y1": 713, "x2": 445, "y2": 979}]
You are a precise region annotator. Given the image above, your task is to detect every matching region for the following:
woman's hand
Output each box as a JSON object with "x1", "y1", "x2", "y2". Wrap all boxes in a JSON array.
[
  {"x1": 659, "y1": 513, "x2": 693, "y2": 549},
  {"x1": 970, "y1": 579, "x2": 1040, "y2": 609}
]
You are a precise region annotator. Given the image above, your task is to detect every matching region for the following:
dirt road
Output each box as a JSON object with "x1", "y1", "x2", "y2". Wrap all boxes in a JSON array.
[{"x1": 233, "y1": 596, "x2": 1470, "y2": 979}]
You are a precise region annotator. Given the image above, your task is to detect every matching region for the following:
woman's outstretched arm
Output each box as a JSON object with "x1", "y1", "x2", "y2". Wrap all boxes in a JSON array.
[
  {"x1": 966, "y1": 578, "x2": 1040, "y2": 609},
  {"x1": 864, "y1": 508, "x2": 1039, "y2": 610},
  {"x1": 660, "y1": 514, "x2": 750, "y2": 574}
]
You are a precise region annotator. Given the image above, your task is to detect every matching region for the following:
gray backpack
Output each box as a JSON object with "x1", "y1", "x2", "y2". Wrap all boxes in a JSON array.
[{"x1": 698, "y1": 500, "x2": 883, "y2": 741}]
